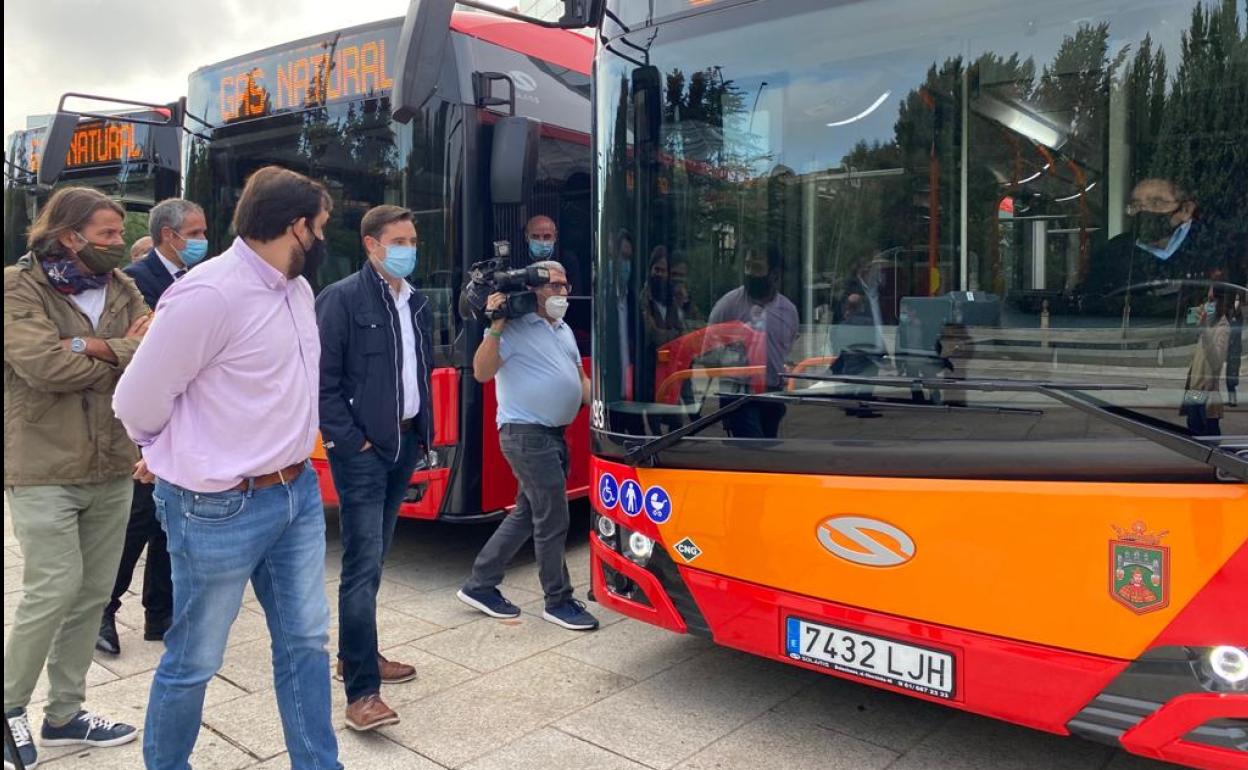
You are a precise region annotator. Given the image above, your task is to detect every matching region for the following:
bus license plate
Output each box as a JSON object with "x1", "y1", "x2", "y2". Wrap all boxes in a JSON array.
[{"x1": 784, "y1": 617, "x2": 955, "y2": 699}]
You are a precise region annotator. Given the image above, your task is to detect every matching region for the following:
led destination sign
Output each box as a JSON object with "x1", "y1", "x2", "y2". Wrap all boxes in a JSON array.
[
  {"x1": 19, "y1": 120, "x2": 152, "y2": 176},
  {"x1": 191, "y1": 23, "x2": 401, "y2": 126}
]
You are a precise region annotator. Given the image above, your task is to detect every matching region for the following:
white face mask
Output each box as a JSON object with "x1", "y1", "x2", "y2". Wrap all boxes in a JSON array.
[{"x1": 545, "y1": 295, "x2": 569, "y2": 320}]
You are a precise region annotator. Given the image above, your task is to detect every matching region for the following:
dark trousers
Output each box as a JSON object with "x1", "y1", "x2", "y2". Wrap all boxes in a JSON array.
[
  {"x1": 720, "y1": 395, "x2": 787, "y2": 439},
  {"x1": 328, "y1": 430, "x2": 424, "y2": 703},
  {"x1": 465, "y1": 425, "x2": 573, "y2": 610},
  {"x1": 1185, "y1": 404, "x2": 1221, "y2": 437},
  {"x1": 1227, "y1": 322, "x2": 1243, "y2": 396},
  {"x1": 105, "y1": 480, "x2": 172, "y2": 623}
]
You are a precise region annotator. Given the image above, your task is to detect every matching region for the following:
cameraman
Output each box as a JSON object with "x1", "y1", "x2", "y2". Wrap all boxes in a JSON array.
[{"x1": 456, "y1": 261, "x2": 596, "y2": 631}]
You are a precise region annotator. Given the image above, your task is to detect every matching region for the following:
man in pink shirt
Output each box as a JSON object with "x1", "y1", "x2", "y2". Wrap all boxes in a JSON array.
[{"x1": 113, "y1": 166, "x2": 341, "y2": 770}]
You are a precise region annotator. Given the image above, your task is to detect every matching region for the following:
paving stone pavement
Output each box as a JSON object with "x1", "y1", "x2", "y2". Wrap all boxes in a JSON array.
[{"x1": 3, "y1": 498, "x2": 1185, "y2": 770}]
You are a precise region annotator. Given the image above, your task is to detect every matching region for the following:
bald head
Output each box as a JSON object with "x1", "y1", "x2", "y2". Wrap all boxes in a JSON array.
[
  {"x1": 525, "y1": 215, "x2": 557, "y2": 241},
  {"x1": 130, "y1": 235, "x2": 153, "y2": 263}
]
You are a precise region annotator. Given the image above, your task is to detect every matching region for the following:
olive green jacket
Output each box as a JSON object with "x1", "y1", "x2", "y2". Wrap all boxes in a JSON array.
[{"x1": 4, "y1": 254, "x2": 148, "y2": 486}]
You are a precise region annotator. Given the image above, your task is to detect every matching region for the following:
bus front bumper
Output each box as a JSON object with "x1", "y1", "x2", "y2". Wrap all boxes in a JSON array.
[{"x1": 588, "y1": 532, "x2": 1247, "y2": 770}]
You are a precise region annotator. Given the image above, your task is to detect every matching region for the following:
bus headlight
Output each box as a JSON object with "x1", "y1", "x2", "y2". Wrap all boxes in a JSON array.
[
  {"x1": 627, "y1": 531, "x2": 654, "y2": 563},
  {"x1": 596, "y1": 514, "x2": 618, "y2": 540},
  {"x1": 1207, "y1": 646, "x2": 1248, "y2": 687}
]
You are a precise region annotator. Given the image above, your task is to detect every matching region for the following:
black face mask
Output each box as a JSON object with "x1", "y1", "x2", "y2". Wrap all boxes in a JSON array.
[
  {"x1": 1133, "y1": 211, "x2": 1179, "y2": 244},
  {"x1": 303, "y1": 236, "x2": 327, "y2": 280},
  {"x1": 744, "y1": 274, "x2": 772, "y2": 301},
  {"x1": 290, "y1": 224, "x2": 327, "y2": 281}
]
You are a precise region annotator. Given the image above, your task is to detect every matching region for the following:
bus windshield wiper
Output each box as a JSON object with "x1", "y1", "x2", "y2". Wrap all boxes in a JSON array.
[
  {"x1": 784, "y1": 373, "x2": 1248, "y2": 481},
  {"x1": 622, "y1": 391, "x2": 1041, "y2": 467}
]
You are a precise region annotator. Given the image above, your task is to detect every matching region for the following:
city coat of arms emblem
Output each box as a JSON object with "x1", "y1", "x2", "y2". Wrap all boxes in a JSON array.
[{"x1": 1109, "y1": 521, "x2": 1169, "y2": 614}]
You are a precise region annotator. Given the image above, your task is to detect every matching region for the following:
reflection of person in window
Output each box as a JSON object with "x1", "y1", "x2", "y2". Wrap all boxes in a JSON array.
[
  {"x1": 596, "y1": 229, "x2": 636, "y2": 411},
  {"x1": 1181, "y1": 288, "x2": 1231, "y2": 436},
  {"x1": 707, "y1": 245, "x2": 798, "y2": 438},
  {"x1": 669, "y1": 256, "x2": 702, "y2": 330},
  {"x1": 640, "y1": 246, "x2": 683, "y2": 350},
  {"x1": 1083, "y1": 178, "x2": 1230, "y2": 313},
  {"x1": 830, "y1": 255, "x2": 890, "y2": 371},
  {"x1": 1227, "y1": 293, "x2": 1243, "y2": 408}
]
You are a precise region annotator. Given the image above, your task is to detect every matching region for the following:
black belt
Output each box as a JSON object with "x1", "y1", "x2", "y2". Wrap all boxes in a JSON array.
[
  {"x1": 399, "y1": 418, "x2": 416, "y2": 432},
  {"x1": 500, "y1": 423, "x2": 565, "y2": 437}
]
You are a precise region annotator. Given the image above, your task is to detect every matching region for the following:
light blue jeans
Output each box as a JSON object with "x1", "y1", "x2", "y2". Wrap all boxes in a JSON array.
[{"x1": 144, "y1": 465, "x2": 340, "y2": 770}]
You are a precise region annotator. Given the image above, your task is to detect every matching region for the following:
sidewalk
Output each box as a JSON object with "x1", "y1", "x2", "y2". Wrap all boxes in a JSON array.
[{"x1": 3, "y1": 501, "x2": 1181, "y2": 769}]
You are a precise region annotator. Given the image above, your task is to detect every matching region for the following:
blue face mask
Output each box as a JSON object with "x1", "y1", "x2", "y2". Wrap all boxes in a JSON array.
[
  {"x1": 177, "y1": 237, "x2": 209, "y2": 266},
  {"x1": 1136, "y1": 220, "x2": 1192, "y2": 261},
  {"x1": 381, "y1": 244, "x2": 418, "y2": 279},
  {"x1": 529, "y1": 239, "x2": 555, "y2": 260}
]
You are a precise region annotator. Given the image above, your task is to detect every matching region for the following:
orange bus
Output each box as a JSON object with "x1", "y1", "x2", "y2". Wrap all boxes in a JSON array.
[{"x1": 398, "y1": 1, "x2": 1247, "y2": 767}]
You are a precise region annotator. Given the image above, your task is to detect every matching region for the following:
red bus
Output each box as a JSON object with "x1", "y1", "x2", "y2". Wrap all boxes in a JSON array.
[
  {"x1": 181, "y1": 14, "x2": 595, "y2": 521},
  {"x1": 39, "y1": 13, "x2": 596, "y2": 522}
]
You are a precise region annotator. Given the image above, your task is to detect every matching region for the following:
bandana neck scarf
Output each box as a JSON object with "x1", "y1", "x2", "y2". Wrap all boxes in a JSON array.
[{"x1": 40, "y1": 255, "x2": 111, "y2": 295}]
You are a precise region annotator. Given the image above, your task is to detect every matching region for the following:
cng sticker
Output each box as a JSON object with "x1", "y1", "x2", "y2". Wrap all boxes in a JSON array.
[
  {"x1": 643, "y1": 486, "x2": 672, "y2": 524},
  {"x1": 598, "y1": 473, "x2": 619, "y2": 511},
  {"x1": 619, "y1": 479, "x2": 643, "y2": 517},
  {"x1": 673, "y1": 537, "x2": 702, "y2": 562}
]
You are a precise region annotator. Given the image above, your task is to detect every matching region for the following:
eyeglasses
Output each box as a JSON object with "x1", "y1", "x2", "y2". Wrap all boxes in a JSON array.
[
  {"x1": 1125, "y1": 198, "x2": 1181, "y2": 216},
  {"x1": 542, "y1": 281, "x2": 571, "y2": 294}
]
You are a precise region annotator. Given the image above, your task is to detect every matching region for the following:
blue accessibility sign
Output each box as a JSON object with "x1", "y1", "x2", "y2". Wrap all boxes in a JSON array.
[
  {"x1": 598, "y1": 473, "x2": 619, "y2": 511},
  {"x1": 619, "y1": 479, "x2": 643, "y2": 517},
  {"x1": 643, "y1": 485, "x2": 673, "y2": 524}
]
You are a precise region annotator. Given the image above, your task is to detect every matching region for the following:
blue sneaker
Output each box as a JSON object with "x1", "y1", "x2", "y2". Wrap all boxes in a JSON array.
[
  {"x1": 40, "y1": 710, "x2": 137, "y2": 748},
  {"x1": 4, "y1": 709, "x2": 37, "y2": 770},
  {"x1": 456, "y1": 587, "x2": 521, "y2": 619},
  {"x1": 542, "y1": 598, "x2": 599, "y2": 631}
]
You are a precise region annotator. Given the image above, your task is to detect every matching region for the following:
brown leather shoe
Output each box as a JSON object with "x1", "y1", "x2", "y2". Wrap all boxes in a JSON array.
[
  {"x1": 334, "y1": 655, "x2": 418, "y2": 684},
  {"x1": 378, "y1": 653, "x2": 417, "y2": 684},
  {"x1": 344, "y1": 694, "x2": 399, "y2": 731}
]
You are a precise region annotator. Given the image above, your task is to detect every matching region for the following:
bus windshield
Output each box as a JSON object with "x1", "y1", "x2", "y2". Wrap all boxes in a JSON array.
[
  {"x1": 593, "y1": 0, "x2": 1247, "y2": 482},
  {"x1": 184, "y1": 19, "x2": 462, "y2": 363}
]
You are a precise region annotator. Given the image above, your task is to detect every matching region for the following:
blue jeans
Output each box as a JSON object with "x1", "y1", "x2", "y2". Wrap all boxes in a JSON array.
[
  {"x1": 144, "y1": 465, "x2": 340, "y2": 770},
  {"x1": 327, "y1": 430, "x2": 423, "y2": 702}
]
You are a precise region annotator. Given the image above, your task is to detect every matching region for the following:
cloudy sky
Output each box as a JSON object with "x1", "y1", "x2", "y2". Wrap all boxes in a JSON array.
[{"x1": 3, "y1": 0, "x2": 513, "y2": 140}]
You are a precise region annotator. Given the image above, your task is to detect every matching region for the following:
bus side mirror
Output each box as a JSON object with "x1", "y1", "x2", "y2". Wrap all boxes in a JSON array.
[
  {"x1": 553, "y1": 0, "x2": 605, "y2": 27},
  {"x1": 37, "y1": 112, "x2": 77, "y2": 187},
  {"x1": 491, "y1": 116, "x2": 539, "y2": 206},
  {"x1": 392, "y1": 0, "x2": 456, "y2": 123}
]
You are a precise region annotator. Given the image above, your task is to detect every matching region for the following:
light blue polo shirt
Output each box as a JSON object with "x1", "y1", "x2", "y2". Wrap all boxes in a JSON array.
[{"x1": 494, "y1": 313, "x2": 583, "y2": 427}]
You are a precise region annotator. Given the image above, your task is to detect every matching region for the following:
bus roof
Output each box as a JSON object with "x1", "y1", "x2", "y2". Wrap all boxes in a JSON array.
[
  {"x1": 450, "y1": 11, "x2": 593, "y2": 75},
  {"x1": 190, "y1": 11, "x2": 592, "y2": 78}
]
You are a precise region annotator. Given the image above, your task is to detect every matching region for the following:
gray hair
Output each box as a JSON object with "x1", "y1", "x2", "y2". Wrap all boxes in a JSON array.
[
  {"x1": 530, "y1": 260, "x2": 565, "y2": 275},
  {"x1": 149, "y1": 198, "x2": 204, "y2": 246}
]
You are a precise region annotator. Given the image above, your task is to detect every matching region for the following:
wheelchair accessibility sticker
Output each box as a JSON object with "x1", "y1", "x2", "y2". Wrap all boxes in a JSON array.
[{"x1": 598, "y1": 473, "x2": 619, "y2": 511}]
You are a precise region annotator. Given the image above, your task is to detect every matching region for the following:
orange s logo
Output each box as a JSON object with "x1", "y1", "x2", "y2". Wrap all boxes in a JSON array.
[{"x1": 817, "y1": 516, "x2": 916, "y2": 567}]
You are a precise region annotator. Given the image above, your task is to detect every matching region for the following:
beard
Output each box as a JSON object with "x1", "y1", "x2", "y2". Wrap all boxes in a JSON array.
[{"x1": 287, "y1": 243, "x2": 305, "y2": 280}]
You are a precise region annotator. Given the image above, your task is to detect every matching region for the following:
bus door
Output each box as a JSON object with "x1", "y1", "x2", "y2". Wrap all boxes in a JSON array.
[{"x1": 451, "y1": 27, "x2": 595, "y2": 516}]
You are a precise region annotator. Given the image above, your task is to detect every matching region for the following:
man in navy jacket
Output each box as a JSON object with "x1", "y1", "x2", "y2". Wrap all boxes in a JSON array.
[
  {"x1": 96, "y1": 198, "x2": 207, "y2": 656},
  {"x1": 315, "y1": 205, "x2": 434, "y2": 732}
]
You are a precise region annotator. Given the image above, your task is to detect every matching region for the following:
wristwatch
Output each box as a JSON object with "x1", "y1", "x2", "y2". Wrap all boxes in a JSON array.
[{"x1": 70, "y1": 337, "x2": 88, "y2": 354}]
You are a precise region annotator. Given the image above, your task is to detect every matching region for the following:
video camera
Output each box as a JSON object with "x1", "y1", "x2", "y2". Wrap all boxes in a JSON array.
[{"x1": 459, "y1": 241, "x2": 552, "y2": 321}]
